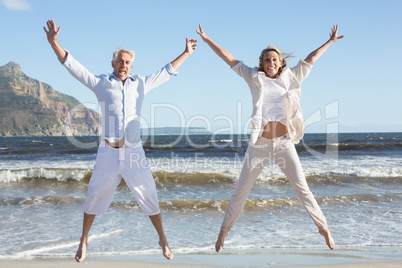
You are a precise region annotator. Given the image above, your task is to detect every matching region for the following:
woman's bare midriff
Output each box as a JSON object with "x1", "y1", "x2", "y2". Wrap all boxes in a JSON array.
[{"x1": 261, "y1": 121, "x2": 288, "y2": 139}]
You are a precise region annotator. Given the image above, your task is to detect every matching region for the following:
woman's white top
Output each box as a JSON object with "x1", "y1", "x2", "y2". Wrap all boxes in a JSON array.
[
  {"x1": 231, "y1": 59, "x2": 312, "y2": 145},
  {"x1": 261, "y1": 76, "x2": 288, "y2": 127}
]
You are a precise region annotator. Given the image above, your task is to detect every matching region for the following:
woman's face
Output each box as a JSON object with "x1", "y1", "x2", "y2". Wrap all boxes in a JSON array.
[{"x1": 261, "y1": 51, "x2": 282, "y2": 78}]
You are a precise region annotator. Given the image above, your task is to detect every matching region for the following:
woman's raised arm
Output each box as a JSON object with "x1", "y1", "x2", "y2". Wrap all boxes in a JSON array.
[
  {"x1": 304, "y1": 24, "x2": 344, "y2": 65},
  {"x1": 196, "y1": 24, "x2": 239, "y2": 67}
]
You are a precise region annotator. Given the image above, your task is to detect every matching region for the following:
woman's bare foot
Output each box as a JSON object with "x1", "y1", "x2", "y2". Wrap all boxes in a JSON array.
[
  {"x1": 75, "y1": 238, "x2": 87, "y2": 262},
  {"x1": 159, "y1": 239, "x2": 173, "y2": 260},
  {"x1": 319, "y1": 228, "x2": 335, "y2": 250},
  {"x1": 215, "y1": 230, "x2": 228, "y2": 253}
]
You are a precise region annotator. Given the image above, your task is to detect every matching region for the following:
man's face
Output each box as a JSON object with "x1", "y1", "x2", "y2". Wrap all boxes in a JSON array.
[{"x1": 112, "y1": 52, "x2": 133, "y2": 81}]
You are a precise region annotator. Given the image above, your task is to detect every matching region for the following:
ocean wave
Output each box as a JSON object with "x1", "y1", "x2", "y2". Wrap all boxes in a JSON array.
[
  {"x1": 154, "y1": 171, "x2": 235, "y2": 186},
  {"x1": 0, "y1": 168, "x2": 236, "y2": 186},
  {"x1": 0, "y1": 195, "x2": 85, "y2": 206},
  {"x1": 0, "y1": 168, "x2": 92, "y2": 183},
  {"x1": 1, "y1": 168, "x2": 401, "y2": 187},
  {"x1": 1, "y1": 193, "x2": 390, "y2": 211},
  {"x1": 0, "y1": 148, "x2": 96, "y2": 156},
  {"x1": 138, "y1": 193, "x2": 402, "y2": 211},
  {"x1": 144, "y1": 140, "x2": 402, "y2": 152},
  {"x1": 298, "y1": 141, "x2": 402, "y2": 152},
  {"x1": 5, "y1": 193, "x2": 400, "y2": 210},
  {"x1": 304, "y1": 173, "x2": 402, "y2": 185},
  {"x1": 154, "y1": 170, "x2": 402, "y2": 186},
  {"x1": 154, "y1": 167, "x2": 402, "y2": 186}
]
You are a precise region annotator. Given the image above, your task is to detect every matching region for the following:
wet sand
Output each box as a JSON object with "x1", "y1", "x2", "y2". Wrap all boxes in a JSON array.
[{"x1": 1, "y1": 247, "x2": 401, "y2": 268}]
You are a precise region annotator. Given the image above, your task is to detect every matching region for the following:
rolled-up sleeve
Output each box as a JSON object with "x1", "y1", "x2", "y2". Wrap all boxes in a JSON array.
[
  {"x1": 290, "y1": 59, "x2": 312, "y2": 84},
  {"x1": 231, "y1": 61, "x2": 250, "y2": 77},
  {"x1": 143, "y1": 63, "x2": 178, "y2": 94},
  {"x1": 166, "y1": 63, "x2": 178, "y2": 76}
]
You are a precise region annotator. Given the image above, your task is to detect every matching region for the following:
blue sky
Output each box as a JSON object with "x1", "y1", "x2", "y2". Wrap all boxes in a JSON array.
[{"x1": 1, "y1": 0, "x2": 401, "y2": 133}]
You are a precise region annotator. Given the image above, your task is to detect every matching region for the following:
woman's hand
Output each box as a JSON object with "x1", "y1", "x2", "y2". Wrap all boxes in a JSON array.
[
  {"x1": 196, "y1": 24, "x2": 209, "y2": 43},
  {"x1": 304, "y1": 24, "x2": 344, "y2": 65},
  {"x1": 196, "y1": 24, "x2": 238, "y2": 67},
  {"x1": 329, "y1": 24, "x2": 344, "y2": 43}
]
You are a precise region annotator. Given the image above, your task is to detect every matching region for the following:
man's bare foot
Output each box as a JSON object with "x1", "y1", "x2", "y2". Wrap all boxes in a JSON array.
[
  {"x1": 159, "y1": 239, "x2": 173, "y2": 260},
  {"x1": 75, "y1": 238, "x2": 87, "y2": 262},
  {"x1": 215, "y1": 230, "x2": 228, "y2": 253},
  {"x1": 319, "y1": 228, "x2": 335, "y2": 250}
]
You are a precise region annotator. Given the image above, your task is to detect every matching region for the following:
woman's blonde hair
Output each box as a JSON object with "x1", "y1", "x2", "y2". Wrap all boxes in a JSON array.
[{"x1": 258, "y1": 46, "x2": 293, "y2": 77}]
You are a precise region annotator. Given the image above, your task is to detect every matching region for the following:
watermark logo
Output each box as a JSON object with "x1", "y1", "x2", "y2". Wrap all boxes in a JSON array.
[
  {"x1": 64, "y1": 100, "x2": 340, "y2": 166},
  {"x1": 303, "y1": 100, "x2": 339, "y2": 163}
]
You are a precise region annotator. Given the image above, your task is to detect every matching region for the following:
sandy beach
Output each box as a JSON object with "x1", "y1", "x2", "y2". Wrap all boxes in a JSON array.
[
  {"x1": 1, "y1": 259, "x2": 401, "y2": 268},
  {"x1": 1, "y1": 247, "x2": 401, "y2": 268}
]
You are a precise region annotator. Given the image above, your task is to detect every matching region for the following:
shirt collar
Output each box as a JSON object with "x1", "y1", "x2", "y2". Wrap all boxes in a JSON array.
[{"x1": 109, "y1": 72, "x2": 135, "y2": 82}]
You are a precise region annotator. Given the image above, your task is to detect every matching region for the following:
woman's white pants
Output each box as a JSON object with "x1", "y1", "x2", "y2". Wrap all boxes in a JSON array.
[{"x1": 221, "y1": 134, "x2": 328, "y2": 232}]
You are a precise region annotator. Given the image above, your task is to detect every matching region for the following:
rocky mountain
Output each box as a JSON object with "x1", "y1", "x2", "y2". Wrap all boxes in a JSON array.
[{"x1": 0, "y1": 62, "x2": 100, "y2": 136}]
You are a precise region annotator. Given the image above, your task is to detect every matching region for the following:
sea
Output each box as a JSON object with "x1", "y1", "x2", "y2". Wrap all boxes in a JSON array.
[{"x1": 0, "y1": 132, "x2": 401, "y2": 260}]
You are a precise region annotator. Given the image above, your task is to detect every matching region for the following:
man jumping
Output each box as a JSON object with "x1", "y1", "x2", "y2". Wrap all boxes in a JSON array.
[{"x1": 44, "y1": 19, "x2": 197, "y2": 262}]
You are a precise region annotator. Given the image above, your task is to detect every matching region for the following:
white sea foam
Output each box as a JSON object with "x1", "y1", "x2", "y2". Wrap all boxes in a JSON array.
[
  {"x1": 1, "y1": 155, "x2": 400, "y2": 185},
  {"x1": 0, "y1": 159, "x2": 95, "y2": 171},
  {"x1": 0, "y1": 168, "x2": 91, "y2": 183},
  {"x1": 0, "y1": 229, "x2": 125, "y2": 259}
]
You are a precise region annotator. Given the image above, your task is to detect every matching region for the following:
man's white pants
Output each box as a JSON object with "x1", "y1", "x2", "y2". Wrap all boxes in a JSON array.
[
  {"x1": 221, "y1": 134, "x2": 328, "y2": 232},
  {"x1": 84, "y1": 140, "x2": 160, "y2": 216}
]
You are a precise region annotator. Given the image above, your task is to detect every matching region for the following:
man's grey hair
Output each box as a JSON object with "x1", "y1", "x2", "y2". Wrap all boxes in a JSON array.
[{"x1": 112, "y1": 48, "x2": 135, "y2": 63}]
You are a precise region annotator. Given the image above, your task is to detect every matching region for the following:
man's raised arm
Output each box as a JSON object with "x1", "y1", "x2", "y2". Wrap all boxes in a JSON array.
[
  {"x1": 170, "y1": 38, "x2": 197, "y2": 71},
  {"x1": 44, "y1": 19, "x2": 67, "y2": 64}
]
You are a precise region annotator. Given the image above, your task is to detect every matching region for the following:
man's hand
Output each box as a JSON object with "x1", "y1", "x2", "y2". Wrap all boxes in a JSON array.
[
  {"x1": 185, "y1": 38, "x2": 197, "y2": 55},
  {"x1": 170, "y1": 37, "x2": 197, "y2": 71},
  {"x1": 43, "y1": 19, "x2": 67, "y2": 63},
  {"x1": 43, "y1": 19, "x2": 61, "y2": 44}
]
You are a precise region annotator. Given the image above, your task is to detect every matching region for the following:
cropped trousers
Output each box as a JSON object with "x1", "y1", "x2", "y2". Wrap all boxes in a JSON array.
[
  {"x1": 220, "y1": 134, "x2": 328, "y2": 232},
  {"x1": 84, "y1": 140, "x2": 160, "y2": 216}
]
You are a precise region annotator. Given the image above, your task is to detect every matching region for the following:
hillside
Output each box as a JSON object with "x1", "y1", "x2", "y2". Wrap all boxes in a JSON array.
[{"x1": 0, "y1": 62, "x2": 100, "y2": 136}]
